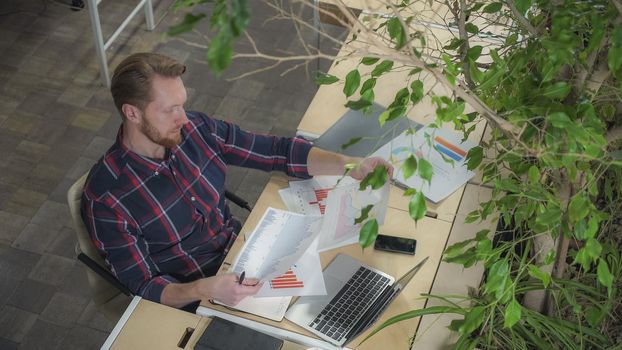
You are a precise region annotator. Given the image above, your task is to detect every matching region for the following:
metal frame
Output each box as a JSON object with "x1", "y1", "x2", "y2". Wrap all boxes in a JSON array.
[{"x1": 87, "y1": 0, "x2": 156, "y2": 87}]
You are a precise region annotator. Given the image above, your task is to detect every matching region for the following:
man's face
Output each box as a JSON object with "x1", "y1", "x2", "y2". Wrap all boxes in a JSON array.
[{"x1": 139, "y1": 75, "x2": 188, "y2": 148}]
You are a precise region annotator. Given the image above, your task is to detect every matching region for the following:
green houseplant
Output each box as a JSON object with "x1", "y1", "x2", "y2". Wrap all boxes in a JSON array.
[{"x1": 169, "y1": 0, "x2": 622, "y2": 348}]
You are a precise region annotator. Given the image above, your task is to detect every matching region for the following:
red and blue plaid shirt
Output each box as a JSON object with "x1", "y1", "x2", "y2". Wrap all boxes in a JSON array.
[{"x1": 81, "y1": 111, "x2": 312, "y2": 303}]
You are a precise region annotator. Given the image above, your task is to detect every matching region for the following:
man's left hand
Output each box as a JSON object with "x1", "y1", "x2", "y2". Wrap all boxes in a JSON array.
[{"x1": 348, "y1": 157, "x2": 394, "y2": 181}]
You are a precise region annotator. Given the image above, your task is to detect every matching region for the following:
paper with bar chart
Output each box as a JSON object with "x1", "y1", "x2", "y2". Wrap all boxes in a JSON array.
[
  {"x1": 278, "y1": 176, "x2": 357, "y2": 216},
  {"x1": 255, "y1": 239, "x2": 326, "y2": 297},
  {"x1": 372, "y1": 126, "x2": 477, "y2": 202},
  {"x1": 231, "y1": 207, "x2": 323, "y2": 281}
]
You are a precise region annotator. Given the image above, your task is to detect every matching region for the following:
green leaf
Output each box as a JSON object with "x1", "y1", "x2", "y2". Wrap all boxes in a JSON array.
[
  {"x1": 361, "y1": 57, "x2": 380, "y2": 65},
  {"x1": 597, "y1": 259, "x2": 613, "y2": 288},
  {"x1": 408, "y1": 67, "x2": 423, "y2": 75},
  {"x1": 345, "y1": 98, "x2": 373, "y2": 110},
  {"x1": 528, "y1": 166, "x2": 540, "y2": 184},
  {"x1": 418, "y1": 158, "x2": 433, "y2": 183},
  {"x1": 371, "y1": 60, "x2": 394, "y2": 77},
  {"x1": 459, "y1": 306, "x2": 485, "y2": 335},
  {"x1": 466, "y1": 146, "x2": 483, "y2": 170},
  {"x1": 568, "y1": 194, "x2": 590, "y2": 221},
  {"x1": 410, "y1": 80, "x2": 424, "y2": 104},
  {"x1": 465, "y1": 23, "x2": 479, "y2": 34},
  {"x1": 548, "y1": 112, "x2": 571, "y2": 128},
  {"x1": 467, "y1": 46, "x2": 483, "y2": 61},
  {"x1": 544, "y1": 250, "x2": 556, "y2": 265},
  {"x1": 359, "y1": 219, "x2": 379, "y2": 248},
  {"x1": 585, "y1": 238, "x2": 602, "y2": 259},
  {"x1": 485, "y1": 259, "x2": 509, "y2": 296},
  {"x1": 341, "y1": 137, "x2": 362, "y2": 150},
  {"x1": 359, "y1": 165, "x2": 389, "y2": 190},
  {"x1": 528, "y1": 265, "x2": 551, "y2": 288},
  {"x1": 515, "y1": 0, "x2": 532, "y2": 15},
  {"x1": 469, "y1": 61, "x2": 484, "y2": 83},
  {"x1": 504, "y1": 299, "x2": 521, "y2": 328},
  {"x1": 585, "y1": 306, "x2": 604, "y2": 328},
  {"x1": 542, "y1": 82, "x2": 571, "y2": 100},
  {"x1": 343, "y1": 70, "x2": 361, "y2": 98},
  {"x1": 402, "y1": 154, "x2": 417, "y2": 179},
  {"x1": 387, "y1": 17, "x2": 406, "y2": 49},
  {"x1": 360, "y1": 306, "x2": 465, "y2": 344},
  {"x1": 354, "y1": 204, "x2": 374, "y2": 225},
  {"x1": 207, "y1": 29, "x2": 234, "y2": 73},
  {"x1": 608, "y1": 26, "x2": 622, "y2": 72},
  {"x1": 360, "y1": 78, "x2": 377, "y2": 95},
  {"x1": 315, "y1": 72, "x2": 339, "y2": 85},
  {"x1": 408, "y1": 191, "x2": 427, "y2": 221},
  {"x1": 168, "y1": 13, "x2": 207, "y2": 36},
  {"x1": 483, "y1": 2, "x2": 502, "y2": 13}
]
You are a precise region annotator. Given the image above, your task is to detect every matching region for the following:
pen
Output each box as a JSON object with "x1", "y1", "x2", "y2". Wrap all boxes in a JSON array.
[{"x1": 238, "y1": 271, "x2": 245, "y2": 285}]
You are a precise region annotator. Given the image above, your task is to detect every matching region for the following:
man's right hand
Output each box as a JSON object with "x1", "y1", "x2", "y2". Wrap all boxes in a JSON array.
[{"x1": 194, "y1": 273, "x2": 263, "y2": 306}]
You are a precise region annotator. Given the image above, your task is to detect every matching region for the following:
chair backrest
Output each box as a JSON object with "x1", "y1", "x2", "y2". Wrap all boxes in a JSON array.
[{"x1": 67, "y1": 173, "x2": 130, "y2": 320}]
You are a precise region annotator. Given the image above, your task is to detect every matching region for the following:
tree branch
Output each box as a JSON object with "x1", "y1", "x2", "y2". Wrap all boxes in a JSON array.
[{"x1": 506, "y1": 0, "x2": 539, "y2": 36}]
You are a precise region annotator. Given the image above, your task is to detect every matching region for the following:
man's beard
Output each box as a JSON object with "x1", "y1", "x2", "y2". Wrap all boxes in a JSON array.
[{"x1": 140, "y1": 117, "x2": 182, "y2": 149}]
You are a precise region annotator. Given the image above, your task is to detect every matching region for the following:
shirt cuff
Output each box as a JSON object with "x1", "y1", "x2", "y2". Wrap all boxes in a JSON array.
[
  {"x1": 138, "y1": 275, "x2": 180, "y2": 303},
  {"x1": 289, "y1": 137, "x2": 313, "y2": 178}
]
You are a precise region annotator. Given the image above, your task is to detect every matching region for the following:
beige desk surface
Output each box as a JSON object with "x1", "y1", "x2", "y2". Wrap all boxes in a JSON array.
[
  {"x1": 200, "y1": 173, "x2": 452, "y2": 350},
  {"x1": 108, "y1": 298, "x2": 308, "y2": 350}
]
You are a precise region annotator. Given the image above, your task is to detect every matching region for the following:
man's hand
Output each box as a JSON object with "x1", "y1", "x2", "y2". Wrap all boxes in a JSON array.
[
  {"x1": 348, "y1": 157, "x2": 394, "y2": 181},
  {"x1": 194, "y1": 273, "x2": 262, "y2": 306}
]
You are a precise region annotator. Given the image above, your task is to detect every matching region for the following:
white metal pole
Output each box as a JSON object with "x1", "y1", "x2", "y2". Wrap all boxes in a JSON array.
[{"x1": 87, "y1": 0, "x2": 110, "y2": 87}]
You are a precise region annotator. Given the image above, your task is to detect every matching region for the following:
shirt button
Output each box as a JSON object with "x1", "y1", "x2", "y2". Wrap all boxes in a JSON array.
[
  {"x1": 171, "y1": 155, "x2": 176, "y2": 160},
  {"x1": 191, "y1": 196, "x2": 196, "y2": 201},
  {"x1": 154, "y1": 171, "x2": 159, "y2": 176},
  {"x1": 172, "y1": 171, "x2": 176, "y2": 175}
]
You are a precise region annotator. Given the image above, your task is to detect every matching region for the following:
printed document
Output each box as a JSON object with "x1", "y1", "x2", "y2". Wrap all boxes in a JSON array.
[
  {"x1": 279, "y1": 176, "x2": 357, "y2": 215},
  {"x1": 372, "y1": 126, "x2": 477, "y2": 202}
]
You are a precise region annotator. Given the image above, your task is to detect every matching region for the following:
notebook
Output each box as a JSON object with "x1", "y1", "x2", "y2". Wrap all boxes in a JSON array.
[
  {"x1": 285, "y1": 254, "x2": 428, "y2": 347},
  {"x1": 195, "y1": 316, "x2": 284, "y2": 350},
  {"x1": 312, "y1": 103, "x2": 422, "y2": 157}
]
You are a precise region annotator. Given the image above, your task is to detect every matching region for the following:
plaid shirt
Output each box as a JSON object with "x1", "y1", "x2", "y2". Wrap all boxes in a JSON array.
[{"x1": 81, "y1": 111, "x2": 312, "y2": 303}]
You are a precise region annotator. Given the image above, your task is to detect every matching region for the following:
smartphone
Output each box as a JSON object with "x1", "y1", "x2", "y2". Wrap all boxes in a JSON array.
[{"x1": 374, "y1": 234, "x2": 417, "y2": 255}]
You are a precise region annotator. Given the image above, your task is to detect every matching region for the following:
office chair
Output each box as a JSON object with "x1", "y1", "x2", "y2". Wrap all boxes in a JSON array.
[{"x1": 67, "y1": 172, "x2": 253, "y2": 321}]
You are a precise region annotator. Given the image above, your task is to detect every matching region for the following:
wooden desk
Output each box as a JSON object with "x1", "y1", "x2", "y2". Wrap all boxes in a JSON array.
[
  {"x1": 201, "y1": 173, "x2": 452, "y2": 350},
  {"x1": 102, "y1": 296, "x2": 308, "y2": 350}
]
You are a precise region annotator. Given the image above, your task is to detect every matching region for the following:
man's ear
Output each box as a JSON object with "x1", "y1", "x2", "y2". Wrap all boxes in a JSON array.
[{"x1": 121, "y1": 104, "x2": 142, "y2": 124}]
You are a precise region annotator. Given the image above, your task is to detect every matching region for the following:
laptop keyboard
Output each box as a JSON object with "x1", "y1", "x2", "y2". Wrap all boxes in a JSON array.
[{"x1": 308, "y1": 266, "x2": 391, "y2": 342}]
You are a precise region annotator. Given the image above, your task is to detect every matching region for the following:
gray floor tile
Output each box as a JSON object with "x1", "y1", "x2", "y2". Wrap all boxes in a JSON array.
[
  {"x1": 59, "y1": 262, "x2": 92, "y2": 299},
  {"x1": 6, "y1": 278, "x2": 56, "y2": 314},
  {"x1": 0, "y1": 245, "x2": 40, "y2": 281},
  {"x1": 0, "y1": 276, "x2": 20, "y2": 310},
  {"x1": 12, "y1": 223, "x2": 59, "y2": 254},
  {"x1": 77, "y1": 301, "x2": 116, "y2": 333},
  {"x1": 0, "y1": 337, "x2": 18, "y2": 350},
  {"x1": 40, "y1": 292, "x2": 89, "y2": 328},
  {"x1": 18, "y1": 320, "x2": 69, "y2": 350},
  {"x1": 28, "y1": 253, "x2": 74, "y2": 287},
  {"x1": 46, "y1": 226, "x2": 77, "y2": 259},
  {"x1": 29, "y1": 200, "x2": 71, "y2": 231},
  {"x1": 0, "y1": 211, "x2": 29, "y2": 245},
  {"x1": 0, "y1": 305, "x2": 37, "y2": 343},
  {"x1": 56, "y1": 325, "x2": 108, "y2": 350}
]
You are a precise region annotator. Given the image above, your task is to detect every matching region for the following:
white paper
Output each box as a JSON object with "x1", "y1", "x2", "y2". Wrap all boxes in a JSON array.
[
  {"x1": 230, "y1": 207, "x2": 323, "y2": 281},
  {"x1": 317, "y1": 181, "x2": 390, "y2": 252},
  {"x1": 372, "y1": 126, "x2": 477, "y2": 202},
  {"x1": 255, "y1": 239, "x2": 327, "y2": 297},
  {"x1": 214, "y1": 294, "x2": 292, "y2": 322},
  {"x1": 283, "y1": 176, "x2": 357, "y2": 215}
]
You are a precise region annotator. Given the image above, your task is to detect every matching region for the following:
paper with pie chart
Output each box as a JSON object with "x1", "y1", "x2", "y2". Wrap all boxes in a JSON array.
[{"x1": 372, "y1": 126, "x2": 477, "y2": 202}]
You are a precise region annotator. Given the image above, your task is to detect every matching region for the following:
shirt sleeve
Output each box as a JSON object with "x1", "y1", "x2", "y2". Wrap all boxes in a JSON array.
[
  {"x1": 203, "y1": 115, "x2": 313, "y2": 178},
  {"x1": 81, "y1": 195, "x2": 180, "y2": 303}
]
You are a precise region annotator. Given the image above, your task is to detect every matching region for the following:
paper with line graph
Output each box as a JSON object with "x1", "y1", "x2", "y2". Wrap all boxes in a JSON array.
[
  {"x1": 230, "y1": 207, "x2": 323, "y2": 282},
  {"x1": 255, "y1": 239, "x2": 326, "y2": 297},
  {"x1": 372, "y1": 126, "x2": 477, "y2": 202}
]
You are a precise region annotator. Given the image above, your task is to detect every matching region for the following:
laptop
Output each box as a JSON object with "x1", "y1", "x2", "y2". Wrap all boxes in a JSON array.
[
  {"x1": 285, "y1": 254, "x2": 428, "y2": 347},
  {"x1": 312, "y1": 103, "x2": 422, "y2": 157}
]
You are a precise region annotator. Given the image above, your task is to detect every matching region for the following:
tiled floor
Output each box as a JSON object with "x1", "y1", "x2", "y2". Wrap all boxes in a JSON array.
[{"x1": 0, "y1": 0, "x2": 344, "y2": 348}]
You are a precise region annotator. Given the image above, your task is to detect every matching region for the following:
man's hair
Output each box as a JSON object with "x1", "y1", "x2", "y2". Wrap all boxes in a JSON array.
[{"x1": 111, "y1": 52, "x2": 186, "y2": 118}]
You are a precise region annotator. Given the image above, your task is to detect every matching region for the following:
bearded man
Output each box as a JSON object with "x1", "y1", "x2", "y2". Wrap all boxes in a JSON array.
[{"x1": 81, "y1": 52, "x2": 391, "y2": 310}]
